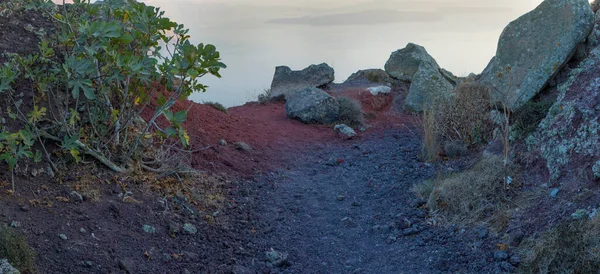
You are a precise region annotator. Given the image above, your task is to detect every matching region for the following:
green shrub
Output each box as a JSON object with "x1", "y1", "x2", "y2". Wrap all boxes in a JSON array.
[
  {"x1": 512, "y1": 99, "x2": 553, "y2": 139},
  {"x1": 519, "y1": 217, "x2": 600, "y2": 273},
  {"x1": 337, "y1": 97, "x2": 364, "y2": 127},
  {"x1": 420, "y1": 109, "x2": 439, "y2": 162},
  {"x1": 202, "y1": 101, "x2": 227, "y2": 114},
  {"x1": 365, "y1": 70, "x2": 388, "y2": 83},
  {"x1": 0, "y1": 0, "x2": 226, "y2": 181},
  {"x1": 0, "y1": 226, "x2": 37, "y2": 273},
  {"x1": 416, "y1": 155, "x2": 520, "y2": 224}
]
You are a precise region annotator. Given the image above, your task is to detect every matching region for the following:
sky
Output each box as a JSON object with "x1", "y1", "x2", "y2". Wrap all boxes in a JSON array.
[{"x1": 53, "y1": 0, "x2": 579, "y2": 106}]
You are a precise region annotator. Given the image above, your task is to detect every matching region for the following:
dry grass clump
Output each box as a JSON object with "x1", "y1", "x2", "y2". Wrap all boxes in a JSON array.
[
  {"x1": 436, "y1": 82, "x2": 493, "y2": 145},
  {"x1": 202, "y1": 101, "x2": 228, "y2": 114},
  {"x1": 337, "y1": 97, "x2": 365, "y2": 127},
  {"x1": 0, "y1": 226, "x2": 37, "y2": 273},
  {"x1": 413, "y1": 155, "x2": 520, "y2": 224},
  {"x1": 518, "y1": 217, "x2": 600, "y2": 273},
  {"x1": 419, "y1": 82, "x2": 493, "y2": 162},
  {"x1": 420, "y1": 109, "x2": 439, "y2": 162}
]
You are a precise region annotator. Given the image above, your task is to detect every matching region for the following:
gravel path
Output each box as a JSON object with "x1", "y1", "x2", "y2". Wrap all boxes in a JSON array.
[{"x1": 251, "y1": 128, "x2": 505, "y2": 273}]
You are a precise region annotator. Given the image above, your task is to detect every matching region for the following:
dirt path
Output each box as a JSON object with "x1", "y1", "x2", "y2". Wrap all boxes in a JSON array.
[{"x1": 248, "y1": 128, "x2": 504, "y2": 273}]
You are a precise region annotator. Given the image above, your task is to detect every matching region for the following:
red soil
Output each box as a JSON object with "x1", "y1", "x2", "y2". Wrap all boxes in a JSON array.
[{"x1": 142, "y1": 86, "x2": 412, "y2": 178}]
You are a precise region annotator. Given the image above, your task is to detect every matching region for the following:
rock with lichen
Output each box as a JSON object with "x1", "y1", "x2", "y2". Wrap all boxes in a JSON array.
[{"x1": 526, "y1": 45, "x2": 600, "y2": 182}]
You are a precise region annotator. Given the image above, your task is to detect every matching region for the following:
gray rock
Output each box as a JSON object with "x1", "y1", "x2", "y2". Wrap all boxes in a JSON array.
[
  {"x1": 265, "y1": 248, "x2": 289, "y2": 267},
  {"x1": 270, "y1": 63, "x2": 335, "y2": 99},
  {"x1": 334, "y1": 124, "x2": 357, "y2": 138},
  {"x1": 550, "y1": 188, "x2": 560, "y2": 198},
  {"x1": 233, "y1": 142, "x2": 253, "y2": 151},
  {"x1": 509, "y1": 255, "x2": 521, "y2": 266},
  {"x1": 384, "y1": 43, "x2": 438, "y2": 81},
  {"x1": 0, "y1": 259, "x2": 20, "y2": 274},
  {"x1": 142, "y1": 225, "x2": 156, "y2": 233},
  {"x1": 493, "y1": 250, "x2": 509, "y2": 261},
  {"x1": 366, "y1": 86, "x2": 392, "y2": 96},
  {"x1": 509, "y1": 229, "x2": 525, "y2": 247},
  {"x1": 59, "y1": 234, "x2": 68, "y2": 240},
  {"x1": 9, "y1": 221, "x2": 20, "y2": 228},
  {"x1": 526, "y1": 46, "x2": 600, "y2": 182},
  {"x1": 285, "y1": 87, "x2": 340, "y2": 124},
  {"x1": 593, "y1": 160, "x2": 600, "y2": 179},
  {"x1": 402, "y1": 226, "x2": 420, "y2": 236},
  {"x1": 70, "y1": 191, "x2": 83, "y2": 202},
  {"x1": 344, "y1": 69, "x2": 391, "y2": 84},
  {"x1": 571, "y1": 209, "x2": 590, "y2": 220},
  {"x1": 479, "y1": 0, "x2": 594, "y2": 111},
  {"x1": 587, "y1": 11, "x2": 600, "y2": 50},
  {"x1": 500, "y1": 261, "x2": 516, "y2": 272},
  {"x1": 404, "y1": 64, "x2": 455, "y2": 112},
  {"x1": 182, "y1": 223, "x2": 197, "y2": 235},
  {"x1": 219, "y1": 139, "x2": 227, "y2": 146}
]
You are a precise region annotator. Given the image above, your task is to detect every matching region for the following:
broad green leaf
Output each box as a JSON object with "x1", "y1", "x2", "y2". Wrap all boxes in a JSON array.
[{"x1": 174, "y1": 110, "x2": 187, "y2": 124}]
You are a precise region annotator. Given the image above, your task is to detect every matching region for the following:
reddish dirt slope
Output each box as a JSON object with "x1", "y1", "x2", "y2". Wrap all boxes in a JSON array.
[{"x1": 142, "y1": 85, "x2": 411, "y2": 178}]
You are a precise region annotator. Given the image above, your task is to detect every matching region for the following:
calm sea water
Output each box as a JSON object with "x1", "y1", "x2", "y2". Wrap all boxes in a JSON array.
[{"x1": 56, "y1": 0, "x2": 546, "y2": 107}]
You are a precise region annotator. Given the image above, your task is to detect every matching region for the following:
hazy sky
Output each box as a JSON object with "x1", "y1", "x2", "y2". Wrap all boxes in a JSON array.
[{"x1": 54, "y1": 0, "x2": 574, "y2": 106}]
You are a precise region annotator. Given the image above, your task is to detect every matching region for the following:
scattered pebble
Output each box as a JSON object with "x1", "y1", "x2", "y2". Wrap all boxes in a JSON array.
[
  {"x1": 336, "y1": 195, "x2": 346, "y2": 201},
  {"x1": 70, "y1": 191, "x2": 84, "y2": 202},
  {"x1": 219, "y1": 139, "x2": 227, "y2": 146},
  {"x1": 59, "y1": 234, "x2": 68, "y2": 241},
  {"x1": 183, "y1": 223, "x2": 197, "y2": 235},
  {"x1": 10, "y1": 221, "x2": 20, "y2": 228},
  {"x1": 142, "y1": 225, "x2": 156, "y2": 234},
  {"x1": 265, "y1": 248, "x2": 289, "y2": 267},
  {"x1": 234, "y1": 142, "x2": 253, "y2": 151},
  {"x1": 79, "y1": 228, "x2": 86, "y2": 233},
  {"x1": 549, "y1": 188, "x2": 559, "y2": 198}
]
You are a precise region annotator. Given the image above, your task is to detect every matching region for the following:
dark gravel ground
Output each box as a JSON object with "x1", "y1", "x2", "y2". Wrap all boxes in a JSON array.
[{"x1": 248, "y1": 128, "x2": 509, "y2": 274}]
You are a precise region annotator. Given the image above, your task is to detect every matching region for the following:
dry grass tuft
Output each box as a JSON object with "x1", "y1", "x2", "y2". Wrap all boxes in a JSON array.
[
  {"x1": 420, "y1": 109, "x2": 439, "y2": 162},
  {"x1": 337, "y1": 97, "x2": 365, "y2": 127},
  {"x1": 202, "y1": 101, "x2": 228, "y2": 114},
  {"x1": 413, "y1": 155, "x2": 520, "y2": 224},
  {"x1": 518, "y1": 217, "x2": 600, "y2": 273},
  {"x1": 0, "y1": 226, "x2": 37, "y2": 273},
  {"x1": 435, "y1": 82, "x2": 493, "y2": 145}
]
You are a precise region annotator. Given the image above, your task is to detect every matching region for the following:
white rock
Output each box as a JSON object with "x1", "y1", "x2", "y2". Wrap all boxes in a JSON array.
[
  {"x1": 334, "y1": 124, "x2": 357, "y2": 138},
  {"x1": 367, "y1": 86, "x2": 392, "y2": 96}
]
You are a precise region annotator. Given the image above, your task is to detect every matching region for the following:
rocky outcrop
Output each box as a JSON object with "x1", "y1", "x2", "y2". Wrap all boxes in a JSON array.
[
  {"x1": 384, "y1": 43, "x2": 437, "y2": 81},
  {"x1": 270, "y1": 63, "x2": 335, "y2": 99},
  {"x1": 587, "y1": 11, "x2": 600, "y2": 50},
  {"x1": 404, "y1": 63, "x2": 455, "y2": 112},
  {"x1": 479, "y1": 0, "x2": 594, "y2": 111},
  {"x1": 526, "y1": 45, "x2": 600, "y2": 182},
  {"x1": 0, "y1": 259, "x2": 19, "y2": 274},
  {"x1": 384, "y1": 43, "x2": 456, "y2": 112},
  {"x1": 344, "y1": 69, "x2": 391, "y2": 84},
  {"x1": 285, "y1": 87, "x2": 339, "y2": 124}
]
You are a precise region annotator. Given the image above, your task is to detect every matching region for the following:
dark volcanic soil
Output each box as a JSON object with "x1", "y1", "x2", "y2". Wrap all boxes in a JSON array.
[{"x1": 248, "y1": 128, "x2": 504, "y2": 274}]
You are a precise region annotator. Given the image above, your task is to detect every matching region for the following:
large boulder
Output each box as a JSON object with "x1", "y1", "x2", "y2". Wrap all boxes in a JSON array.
[
  {"x1": 344, "y1": 69, "x2": 391, "y2": 84},
  {"x1": 270, "y1": 63, "x2": 335, "y2": 99},
  {"x1": 384, "y1": 43, "x2": 438, "y2": 81},
  {"x1": 404, "y1": 64, "x2": 455, "y2": 112},
  {"x1": 479, "y1": 0, "x2": 594, "y2": 111},
  {"x1": 526, "y1": 45, "x2": 600, "y2": 183},
  {"x1": 285, "y1": 87, "x2": 339, "y2": 124}
]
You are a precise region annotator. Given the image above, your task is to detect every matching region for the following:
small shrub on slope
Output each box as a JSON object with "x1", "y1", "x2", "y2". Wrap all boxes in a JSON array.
[
  {"x1": 519, "y1": 217, "x2": 600, "y2": 273},
  {"x1": 337, "y1": 97, "x2": 365, "y2": 127},
  {"x1": 203, "y1": 101, "x2": 228, "y2": 114},
  {"x1": 414, "y1": 155, "x2": 520, "y2": 224},
  {"x1": 0, "y1": 226, "x2": 37, "y2": 273}
]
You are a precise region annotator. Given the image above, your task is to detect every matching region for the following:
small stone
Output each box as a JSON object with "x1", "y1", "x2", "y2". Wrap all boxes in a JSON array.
[
  {"x1": 351, "y1": 201, "x2": 362, "y2": 207},
  {"x1": 385, "y1": 234, "x2": 397, "y2": 244},
  {"x1": 336, "y1": 195, "x2": 346, "y2": 201},
  {"x1": 509, "y1": 229, "x2": 525, "y2": 247},
  {"x1": 402, "y1": 226, "x2": 420, "y2": 236},
  {"x1": 549, "y1": 188, "x2": 559, "y2": 198},
  {"x1": 31, "y1": 169, "x2": 38, "y2": 177},
  {"x1": 334, "y1": 124, "x2": 357, "y2": 139},
  {"x1": 70, "y1": 191, "x2": 84, "y2": 202},
  {"x1": 476, "y1": 227, "x2": 489, "y2": 239},
  {"x1": 47, "y1": 166, "x2": 55, "y2": 178},
  {"x1": 10, "y1": 221, "x2": 20, "y2": 228},
  {"x1": 493, "y1": 250, "x2": 509, "y2": 261},
  {"x1": 571, "y1": 209, "x2": 590, "y2": 220},
  {"x1": 500, "y1": 261, "x2": 516, "y2": 272},
  {"x1": 169, "y1": 222, "x2": 181, "y2": 235},
  {"x1": 265, "y1": 248, "x2": 289, "y2": 267},
  {"x1": 142, "y1": 225, "x2": 156, "y2": 233},
  {"x1": 182, "y1": 223, "x2": 197, "y2": 235},
  {"x1": 366, "y1": 86, "x2": 392, "y2": 95},
  {"x1": 59, "y1": 234, "x2": 68, "y2": 240},
  {"x1": 234, "y1": 142, "x2": 253, "y2": 151},
  {"x1": 509, "y1": 255, "x2": 521, "y2": 266},
  {"x1": 219, "y1": 139, "x2": 227, "y2": 146}
]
